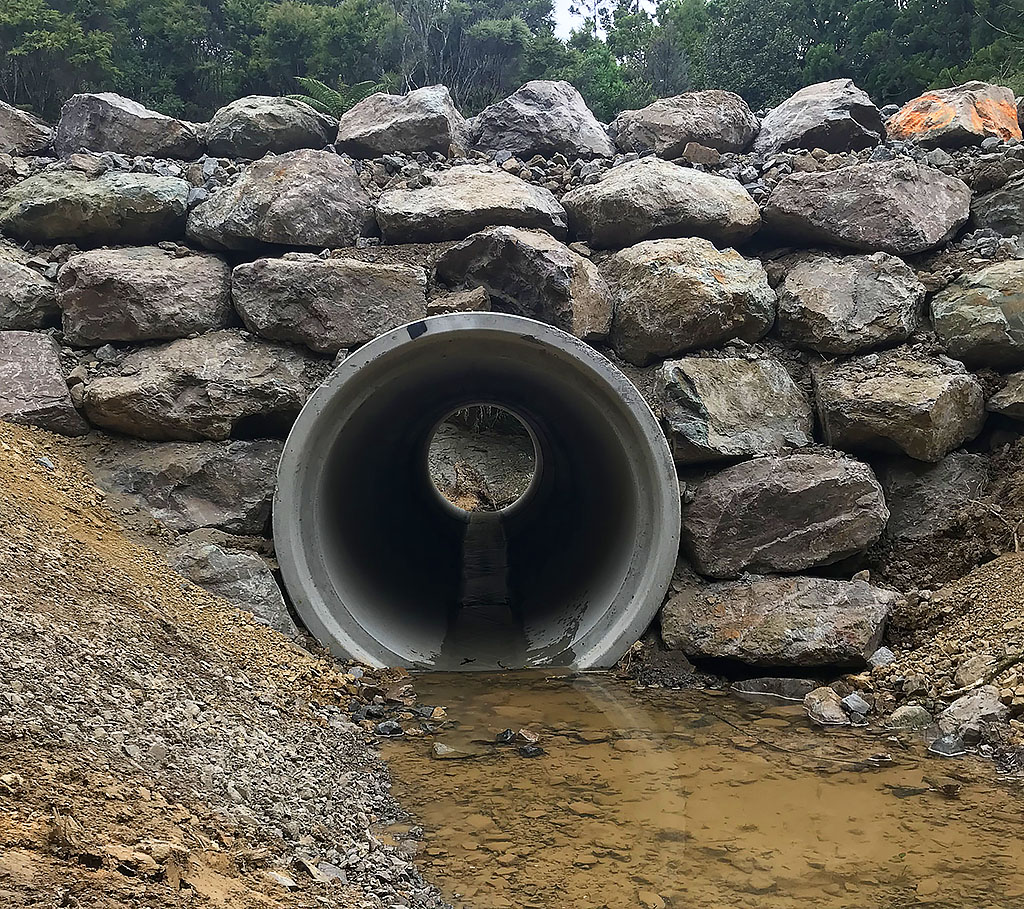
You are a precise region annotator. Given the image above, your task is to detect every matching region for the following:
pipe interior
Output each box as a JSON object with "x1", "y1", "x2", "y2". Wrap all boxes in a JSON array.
[{"x1": 310, "y1": 330, "x2": 643, "y2": 669}]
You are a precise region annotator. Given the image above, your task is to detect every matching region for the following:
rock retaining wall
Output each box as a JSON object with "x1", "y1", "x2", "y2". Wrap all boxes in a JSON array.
[{"x1": 1, "y1": 79, "x2": 1023, "y2": 674}]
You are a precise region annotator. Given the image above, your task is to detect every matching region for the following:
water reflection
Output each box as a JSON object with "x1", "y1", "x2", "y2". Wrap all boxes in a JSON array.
[{"x1": 384, "y1": 672, "x2": 1024, "y2": 909}]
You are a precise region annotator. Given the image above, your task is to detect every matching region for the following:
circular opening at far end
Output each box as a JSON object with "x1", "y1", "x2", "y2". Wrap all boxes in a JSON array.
[{"x1": 427, "y1": 405, "x2": 538, "y2": 513}]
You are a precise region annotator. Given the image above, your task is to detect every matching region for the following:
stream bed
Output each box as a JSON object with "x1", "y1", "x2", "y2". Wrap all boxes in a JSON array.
[{"x1": 383, "y1": 672, "x2": 1024, "y2": 909}]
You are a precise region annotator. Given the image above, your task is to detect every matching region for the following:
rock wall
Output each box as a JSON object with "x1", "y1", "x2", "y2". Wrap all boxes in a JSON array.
[{"x1": 1, "y1": 79, "x2": 1023, "y2": 676}]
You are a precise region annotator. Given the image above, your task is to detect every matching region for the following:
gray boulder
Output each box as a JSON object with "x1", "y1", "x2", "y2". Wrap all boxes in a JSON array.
[
  {"x1": 879, "y1": 452, "x2": 989, "y2": 543},
  {"x1": 562, "y1": 157, "x2": 760, "y2": 249},
  {"x1": 91, "y1": 438, "x2": 282, "y2": 535},
  {"x1": 661, "y1": 574, "x2": 895, "y2": 666},
  {"x1": 336, "y1": 85, "x2": 467, "y2": 156},
  {"x1": 776, "y1": 252, "x2": 924, "y2": 354},
  {"x1": 603, "y1": 237, "x2": 775, "y2": 366},
  {"x1": 609, "y1": 90, "x2": 758, "y2": 156},
  {"x1": 988, "y1": 371, "x2": 1024, "y2": 420},
  {"x1": 375, "y1": 165, "x2": 566, "y2": 242},
  {"x1": 58, "y1": 246, "x2": 232, "y2": 346},
  {"x1": 659, "y1": 355, "x2": 813, "y2": 463},
  {"x1": 187, "y1": 149, "x2": 374, "y2": 250},
  {"x1": 887, "y1": 82, "x2": 1021, "y2": 148},
  {"x1": 54, "y1": 92, "x2": 202, "y2": 159},
  {"x1": 0, "y1": 100, "x2": 52, "y2": 155},
  {"x1": 764, "y1": 161, "x2": 971, "y2": 254},
  {"x1": 931, "y1": 260, "x2": 1024, "y2": 369},
  {"x1": 803, "y1": 687, "x2": 851, "y2": 726},
  {"x1": 0, "y1": 331, "x2": 87, "y2": 435},
  {"x1": 972, "y1": 172, "x2": 1024, "y2": 236},
  {"x1": 81, "y1": 330, "x2": 322, "y2": 441},
  {"x1": 753, "y1": 79, "x2": 884, "y2": 155},
  {"x1": 0, "y1": 255, "x2": 58, "y2": 330},
  {"x1": 470, "y1": 80, "x2": 614, "y2": 158},
  {"x1": 205, "y1": 96, "x2": 335, "y2": 158},
  {"x1": 0, "y1": 170, "x2": 188, "y2": 244},
  {"x1": 232, "y1": 254, "x2": 427, "y2": 354},
  {"x1": 169, "y1": 541, "x2": 298, "y2": 638},
  {"x1": 433, "y1": 227, "x2": 612, "y2": 341},
  {"x1": 938, "y1": 685, "x2": 1009, "y2": 736},
  {"x1": 813, "y1": 350, "x2": 986, "y2": 462},
  {"x1": 681, "y1": 450, "x2": 888, "y2": 578}
]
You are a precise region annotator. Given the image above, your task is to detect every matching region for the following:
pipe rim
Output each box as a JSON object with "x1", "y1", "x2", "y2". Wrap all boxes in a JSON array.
[{"x1": 274, "y1": 312, "x2": 680, "y2": 669}]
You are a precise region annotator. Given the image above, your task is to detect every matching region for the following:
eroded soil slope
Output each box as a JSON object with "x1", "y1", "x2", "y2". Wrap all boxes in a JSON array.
[{"x1": 0, "y1": 422, "x2": 443, "y2": 909}]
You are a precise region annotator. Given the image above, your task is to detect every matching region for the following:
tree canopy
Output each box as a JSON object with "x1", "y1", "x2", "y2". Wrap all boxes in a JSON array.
[{"x1": 1, "y1": 0, "x2": 1021, "y2": 123}]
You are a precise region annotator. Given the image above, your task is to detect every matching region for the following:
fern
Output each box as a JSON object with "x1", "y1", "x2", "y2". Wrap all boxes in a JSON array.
[{"x1": 288, "y1": 77, "x2": 382, "y2": 118}]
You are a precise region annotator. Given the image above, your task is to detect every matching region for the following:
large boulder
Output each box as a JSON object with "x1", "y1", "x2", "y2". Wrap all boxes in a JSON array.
[
  {"x1": 469, "y1": 80, "x2": 614, "y2": 158},
  {"x1": 879, "y1": 452, "x2": 989, "y2": 543},
  {"x1": 659, "y1": 355, "x2": 813, "y2": 463},
  {"x1": 205, "y1": 96, "x2": 335, "y2": 158},
  {"x1": 80, "y1": 330, "x2": 323, "y2": 441},
  {"x1": 776, "y1": 252, "x2": 924, "y2": 354},
  {"x1": 603, "y1": 237, "x2": 775, "y2": 366},
  {"x1": 931, "y1": 260, "x2": 1024, "y2": 370},
  {"x1": 813, "y1": 350, "x2": 986, "y2": 462},
  {"x1": 988, "y1": 371, "x2": 1024, "y2": 421},
  {"x1": 753, "y1": 79, "x2": 884, "y2": 155},
  {"x1": 90, "y1": 438, "x2": 282, "y2": 535},
  {"x1": 54, "y1": 93, "x2": 202, "y2": 159},
  {"x1": 763, "y1": 161, "x2": 971, "y2": 254},
  {"x1": 375, "y1": 165, "x2": 566, "y2": 242},
  {"x1": 887, "y1": 82, "x2": 1022, "y2": 148},
  {"x1": 609, "y1": 90, "x2": 758, "y2": 156},
  {"x1": 0, "y1": 331, "x2": 87, "y2": 435},
  {"x1": 336, "y1": 85, "x2": 467, "y2": 157},
  {"x1": 972, "y1": 172, "x2": 1024, "y2": 237},
  {"x1": 433, "y1": 227, "x2": 612, "y2": 341},
  {"x1": 232, "y1": 255, "x2": 427, "y2": 354},
  {"x1": 0, "y1": 100, "x2": 52, "y2": 155},
  {"x1": 562, "y1": 157, "x2": 760, "y2": 249},
  {"x1": 0, "y1": 255, "x2": 58, "y2": 330},
  {"x1": 58, "y1": 246, "x2": 232, "y2": 346},
  {"x1": 169, "y1": 541, "x2": 298, "y2": 639},
  {"x1": 0, "y1": 170, "x2": 188, "y2": 245},
  {"x1": 186, "y1": 149, "x2": 374, "y2": 250},
  {"x1": 681, "y1": 450, "x2": 888, "y2": 578},
  {"x1": 661, "y1": 574, "x2": 896, "y2": 667}
]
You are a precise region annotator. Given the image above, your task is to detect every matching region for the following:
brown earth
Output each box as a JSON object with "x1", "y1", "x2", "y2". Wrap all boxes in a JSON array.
[{"x1": 0, "y1": 421, "x2": 442, "y2": 909}]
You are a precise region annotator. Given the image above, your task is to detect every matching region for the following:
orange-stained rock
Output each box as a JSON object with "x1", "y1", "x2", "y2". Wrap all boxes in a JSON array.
[{"x1": 888, "y1": 81, "x2": 1021, "y2": 148}]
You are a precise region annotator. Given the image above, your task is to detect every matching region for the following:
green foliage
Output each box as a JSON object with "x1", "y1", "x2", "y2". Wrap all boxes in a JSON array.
[
  {"x1": 289, "y1": 77, "x2": 382, "y2": 117},
  {"x1": 4, "y1": 0, "x2": 1024, "y2": 127}
]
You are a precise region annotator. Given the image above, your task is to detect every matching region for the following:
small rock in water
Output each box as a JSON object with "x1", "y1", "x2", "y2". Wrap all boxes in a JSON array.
[
  {"x1": 732, "y1": 677, "x2": 817, "y2": 704},
  {"x1": 375, "y1": 719, "x2": 403, "y2": 737},
  {"x1": 518, "y1": 744, "x2": 545, "y2": 758},
  {"x1": 495, "y1": 729, "x2": 515, "y2": 745},
  {"x1": 431, "y1": 742, "x2": 466, "y2": 760},
  {"x1": 841, "y1": 692, "x2": 871, "y2": 716},
  {"x1": 804, "y1": 687, "x2": 850, "y2": 726},
  {"x1": 886, "y1": 705, "x2": 933, "y2": 729},
  {"x1": 928, "y1": 734, "x2": 968, "y2": 758},
  {"x1": 513, "y1": 728, "x2": 539, "y2": 745}
]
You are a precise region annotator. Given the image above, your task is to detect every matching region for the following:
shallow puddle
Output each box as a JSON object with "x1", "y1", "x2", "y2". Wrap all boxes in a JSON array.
[{"x1": 383, "y1": 672, "x2": 1024, "y2": 909}]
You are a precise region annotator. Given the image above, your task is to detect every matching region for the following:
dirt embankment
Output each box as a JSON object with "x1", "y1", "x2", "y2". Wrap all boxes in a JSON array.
[{"x1": 0, "y1": 422, "x2": 445, "y2": 909}]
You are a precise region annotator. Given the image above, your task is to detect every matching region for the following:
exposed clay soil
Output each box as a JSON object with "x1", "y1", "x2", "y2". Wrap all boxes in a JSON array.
[{"x1": 0, "y1": 422, "x2": 445, "y2": 909}]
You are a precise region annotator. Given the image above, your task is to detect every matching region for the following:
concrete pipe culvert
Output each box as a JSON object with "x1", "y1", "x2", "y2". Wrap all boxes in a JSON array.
[{"x1": 274, "y1": 312, "x2": 680, "y2": 671}]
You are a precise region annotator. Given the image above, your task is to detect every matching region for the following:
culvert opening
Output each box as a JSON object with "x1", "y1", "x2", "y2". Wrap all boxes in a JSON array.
[
  {"x1": 274, "y1": 313, "x2": 680, "y2": 671},
  {"x1": 427, "y1": 405, "x2": 537, "y2": 513}
]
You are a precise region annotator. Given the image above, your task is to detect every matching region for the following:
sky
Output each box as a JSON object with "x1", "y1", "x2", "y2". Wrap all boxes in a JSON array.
[{"x1": 552, "y1": 0, "x2": 580, "y2": 38}]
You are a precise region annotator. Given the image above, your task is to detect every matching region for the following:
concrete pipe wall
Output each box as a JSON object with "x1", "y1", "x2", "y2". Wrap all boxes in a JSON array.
[{"x1": 274, "y1": 313, "x2": 681, "y2": 670}]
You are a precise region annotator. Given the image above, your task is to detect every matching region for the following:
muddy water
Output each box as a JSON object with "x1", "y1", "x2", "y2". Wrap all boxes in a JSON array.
[{"x1": 383, "y1": 672, "x2": 1024, "y2": 909}]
